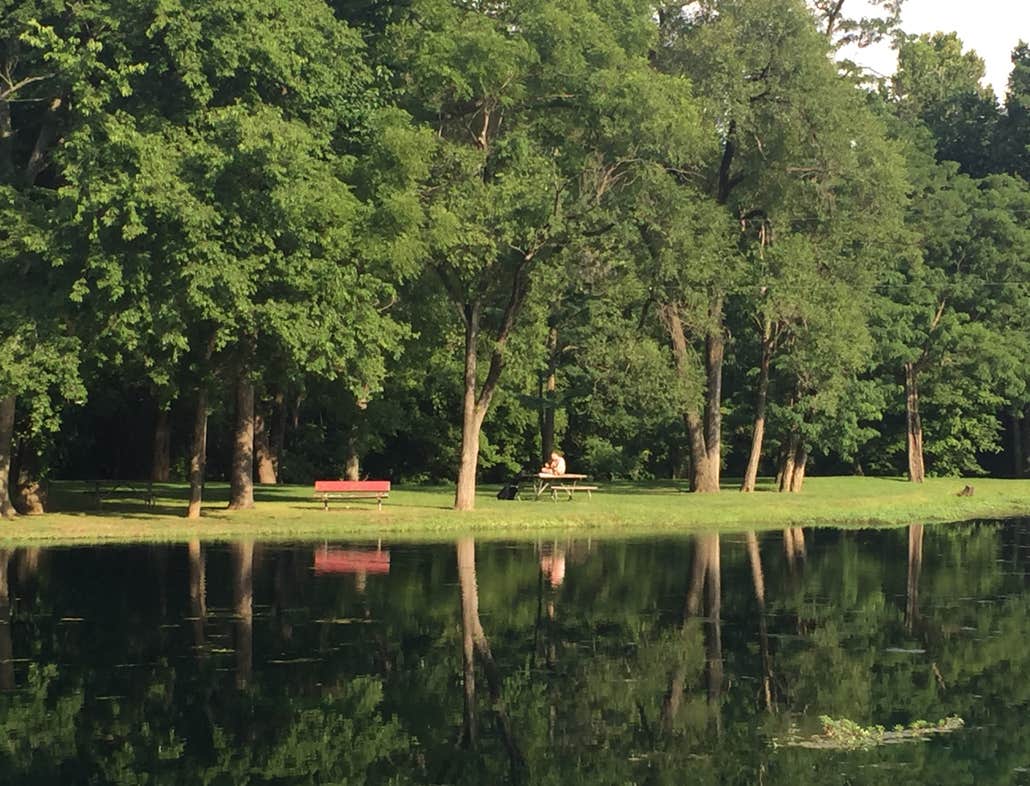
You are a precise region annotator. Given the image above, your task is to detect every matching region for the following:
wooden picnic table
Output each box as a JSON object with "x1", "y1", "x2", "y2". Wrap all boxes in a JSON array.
[{"x1": 520, "y1": 473, "x2": 598, "y2": 501}]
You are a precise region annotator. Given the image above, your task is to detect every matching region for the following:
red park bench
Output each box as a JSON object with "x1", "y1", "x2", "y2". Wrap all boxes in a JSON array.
[{"x1": 314, "y1": 480, "x2": 391, "y2": 511}]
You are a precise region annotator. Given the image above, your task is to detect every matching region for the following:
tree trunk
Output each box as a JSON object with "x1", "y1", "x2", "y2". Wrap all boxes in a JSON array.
[
  {"x1": 232, "y1": 540, "x2": 254, "y2": 688},
  {"x1": 14, "y1": 444, "x2": 45, "y2": 515},
  {"x1": 778, "y1": 432, "x2": 798, "y2": 492},
  {"x1": 664, "y1": 303, "x2": 719, "y2": 493},
  {"x1": 344, "y1": 438, "x2": 360, "y2": 481},
  {"x1": 270, "y1": 391, "x2": 287, "y2": 478},
  {"x1": 151, "y1": 406, "x2": 171, "y2": 482},
  {"x1": 790, "y1": 443, "x2": 808, "y2": 492},
  {"x1": 1023, "y1": 404, "x2": 1030, "y2": 478},
  {"x1": 741, "y1": 323, "x2": 772, "y2": 492},
  {"x1": 455, "y1": 307, "x2": 485, "y2": 511},
  {"x1": 186, "y1": 388, "x2": 208, "y2": 519},
  {"x1": 904, "y1": 362, "x2": 926, "y2": 483},
  {"x1": 0, "y1": 396, "x2": 15, "y2": 519},
  {"x1": 254, "y1": 412, "x2": 276, "y2": 485},
  {"x1": 704, "y1": 297, "x2": 725, "y2": 490},
  {"x1": 228, "y1": 373, "x2": 255, "y2": 510},
  {"x1": 541, "y1": 326, "x2": 558, "y2": 463},
  {"x1": 1011, "y1": 408, "x2": 1025, "y2": 479}
]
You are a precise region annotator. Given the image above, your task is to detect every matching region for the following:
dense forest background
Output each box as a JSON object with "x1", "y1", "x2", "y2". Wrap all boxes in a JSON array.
[{"x1": 1, "y1": 0, "x2": 1028, "y2": 514}]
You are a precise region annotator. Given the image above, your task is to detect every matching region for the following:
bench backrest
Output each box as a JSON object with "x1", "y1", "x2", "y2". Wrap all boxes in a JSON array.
[{"x1": 314, "y1": 480, "x2": 391, "y2": 493}]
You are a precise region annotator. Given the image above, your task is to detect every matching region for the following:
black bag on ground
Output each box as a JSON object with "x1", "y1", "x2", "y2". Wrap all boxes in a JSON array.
[{"x1": 497, "y1": 480, "x2": 519, "y2": 500}]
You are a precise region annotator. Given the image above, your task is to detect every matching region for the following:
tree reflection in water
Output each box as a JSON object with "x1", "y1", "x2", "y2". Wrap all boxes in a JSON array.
[{"x1": 0, "y1": 521, "x2": 1025, "y2": 783}]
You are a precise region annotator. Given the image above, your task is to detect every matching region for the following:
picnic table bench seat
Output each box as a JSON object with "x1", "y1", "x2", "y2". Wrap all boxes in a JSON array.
[
  {"x1": 314, "y1": 480, "x2": 390, "y2": 511},
  {"x1": 552, "y1": 482, "x2": 601, "y2": 500},
  {"x1": 90, "y1": 481, "x2": 155, "y2": 508}
]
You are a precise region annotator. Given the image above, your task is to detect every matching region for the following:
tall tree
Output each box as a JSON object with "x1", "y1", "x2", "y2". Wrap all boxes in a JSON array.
[
  {"x1": 387, "y1": 0, "x2": 703, "y2": 508},
  {"x1": 892, "y1": 32, "x2": 1001, "y2": 176}
]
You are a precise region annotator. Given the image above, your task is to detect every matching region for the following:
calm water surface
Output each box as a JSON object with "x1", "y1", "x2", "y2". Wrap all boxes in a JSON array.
[{"x1": 1, "y1": 520, "x2": 1029, "y2": 784}]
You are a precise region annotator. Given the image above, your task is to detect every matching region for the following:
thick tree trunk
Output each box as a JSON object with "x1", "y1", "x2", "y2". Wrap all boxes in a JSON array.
[
  {"x1": 228, "y1": 373, "x2": 255, "y2": 510},
  {"x1": 1023, "y1": 405, "x2": 1030, "y2": 479},
  {"x1": 254, "y1": 412, "x2": 276, "y2": 484},
  {"x1": 1011, "y1": 408, "x2": 1025, "y2": 479},
  {"x1": 270, "y1": 392, "x2": 287, "y2": 477},
  {"x1": 0, "y1": 396, "x2": 15, "y2": 519},
  {"x1": 704, "y1": 297, "x2": 725, "y2": 490},
  {"x1": 541, "y1": 326, "x2": 558, "y2": 463},
  {"x1": 14, "y1": 444, "x2": 45, "y2": 515},
  {"x1": 741, "y1": 325, "x2": 772, "y2": 492},
  {"x1": 904, "y1": 362, "x2": 926, "y2": 483},
  {"x1": 344, "y1": 439, "x2": 360, "y2": 481},
  {"x1": 665, "y1": 304, "x2": 720, "y2": 492},
  {"x1": 778, "y1": 432, "x2": 798, "y2": 492},
  {"x1": 790, "y1": 444, "x2": 808, "y2": 492},
  {"x1": 151, "y1": 406, "x2": 171, "y2": 482},
  {"x1": 232, "y1": 540, "x2": 254, "y2": 688},
  {"x1": 186, "y1": 388, "x2": 208, "y2": 519},
  {"x1": 455, "y1": 308, "x2": 486, "y2": 511}
]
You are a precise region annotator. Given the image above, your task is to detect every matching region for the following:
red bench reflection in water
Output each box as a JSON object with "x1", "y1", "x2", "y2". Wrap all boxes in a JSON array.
[{"x1": 314, "y1": 547, "x2": 391, "y2": 576}]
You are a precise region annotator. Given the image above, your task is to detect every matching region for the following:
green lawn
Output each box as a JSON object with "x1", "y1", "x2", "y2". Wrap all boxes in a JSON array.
[{"x1": 0, "y1": 475, "x2": 1027, "y2": 545}]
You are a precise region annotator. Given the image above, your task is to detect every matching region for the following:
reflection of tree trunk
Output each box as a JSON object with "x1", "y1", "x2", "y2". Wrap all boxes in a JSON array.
[
  {"x1": 904, "y1": 362, "x2": 926, "y2": 483},
  {"x1": 783, "y1": 528, "x2": 807, "y2": 574},
  {"x1": 228, "y1": 374, "x2": 255, "y2": 510},
  {"x1": 746, "y1": 532, "x2": 774, "y2": 712},
  {"x1": 702, "y1": 535, "x2": 723, "y2": 729},
  {"x1": 456, "y1": 538, "x2": 525, "y2": 773},
  {"x1": 186, "y1": 388, "x2": 208, "y2": 519},
  {"x1": 233, "y1": 541, "x2": 254, "y2": 688},
  {"x1": 0, "y1": 550, "x2": 13, "y2": 690},
  {"x1": 188, "y1": 539, "x2": 207, "y2": 654},
  {"x1": 151, "y1": 406, "x2": 171, "y2": 482},
  {"x1": 906, "y1": 524, "x2": 923, "y2": 633},
  {"x1": 254, "y1": 412, "x2": 277, "y2": 485},
  {"x1": 0, "y1": 397, "x2": 15, "y2": 519},
  {"x1": 664, "y1": 535, "x2": 722, "y2": 728}
]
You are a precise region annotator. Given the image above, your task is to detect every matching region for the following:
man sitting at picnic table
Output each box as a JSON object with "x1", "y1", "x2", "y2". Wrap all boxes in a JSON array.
[{"x1": 540, "y1": 451, "x2": 567, "y2": 475}]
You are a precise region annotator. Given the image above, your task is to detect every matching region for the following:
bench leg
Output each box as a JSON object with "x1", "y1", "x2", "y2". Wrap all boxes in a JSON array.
[
  {"x1": 322, "y1": 494, "x2": 329, "y2": 512},
  {"x1": 377, "y1": 496, "x2": 383, "y2": 512}
]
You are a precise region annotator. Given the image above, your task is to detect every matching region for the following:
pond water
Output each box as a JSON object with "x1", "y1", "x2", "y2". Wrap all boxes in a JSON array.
[{"x1": 1, "y1": 520, "x2": 1029, "y2": 784}]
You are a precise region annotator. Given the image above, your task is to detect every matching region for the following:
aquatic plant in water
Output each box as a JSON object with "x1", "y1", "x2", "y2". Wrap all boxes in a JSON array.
[{"x1": 777, "y1": 716, "x2": 965, "y2": 750}]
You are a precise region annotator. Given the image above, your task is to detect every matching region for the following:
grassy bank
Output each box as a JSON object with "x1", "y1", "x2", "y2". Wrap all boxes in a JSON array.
[{"x1": 0, "y1": 476, "x2": 1027, "y2": 545}]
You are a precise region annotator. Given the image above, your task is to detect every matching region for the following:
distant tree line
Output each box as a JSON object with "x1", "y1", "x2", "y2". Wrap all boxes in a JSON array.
[{"x1": 1, "y1": 0, "x2": 1028, "y2": 515}]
